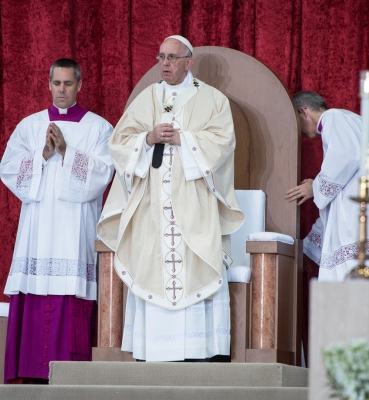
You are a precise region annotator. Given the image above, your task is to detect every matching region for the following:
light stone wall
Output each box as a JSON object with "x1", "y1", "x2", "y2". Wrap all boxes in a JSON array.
[{"x1": 309, "y1": 280, "x2": 369, "y2": 400}]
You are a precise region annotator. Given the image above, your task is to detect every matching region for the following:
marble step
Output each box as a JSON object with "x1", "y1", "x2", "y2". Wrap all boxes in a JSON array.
[
  {"x1": 0, "y1": 385, "x2": 308, "y2": 400},
  {"x1": 49, "y1": 361, "x2": 308, "y2": 388}
]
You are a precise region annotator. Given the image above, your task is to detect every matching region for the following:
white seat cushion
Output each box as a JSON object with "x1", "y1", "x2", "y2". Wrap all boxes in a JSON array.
[
  {"x1": 247, "y1": 232, "x2": 294, "y2": 245},
  {"x1": 0, "y1": 302, "x2": 9, "y2": 317},
  {"x1": 227, "y1": 265, "x2": 251, "y2": 283}
]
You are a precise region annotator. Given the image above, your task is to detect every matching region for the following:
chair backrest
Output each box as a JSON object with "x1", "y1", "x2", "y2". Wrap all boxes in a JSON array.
[
  {"x1": 231, "y1": 190, "x2": 265, "y2": 268},
  {"x1": 126, "y1": 47, "x2": 300, "y2": 238}
]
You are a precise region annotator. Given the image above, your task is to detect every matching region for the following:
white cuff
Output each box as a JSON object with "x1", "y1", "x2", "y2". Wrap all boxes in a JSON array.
[
  {"x1": 134, "y1": 132, "x2": 153, "y2": 179},
  {"x1": 177, "y1": 131, "x2": 202, "y2": 181},
  {"x1": 143, "y1": 132, "x2": 153, "y2": 151}
]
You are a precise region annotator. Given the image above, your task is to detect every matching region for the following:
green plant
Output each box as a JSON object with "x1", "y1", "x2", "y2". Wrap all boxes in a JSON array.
[{"x1": 323, "y1": 339, "x2": 369, "y2": 400}]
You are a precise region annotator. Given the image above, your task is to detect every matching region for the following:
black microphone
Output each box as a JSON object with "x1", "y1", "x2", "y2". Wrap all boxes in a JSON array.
[{"x1": 152, "y1": 143, "x2": 165, "y2": 168}]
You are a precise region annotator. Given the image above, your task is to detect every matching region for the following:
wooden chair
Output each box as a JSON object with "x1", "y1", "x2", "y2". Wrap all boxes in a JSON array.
[{"x1": 93, "y1": 46, "x2": 302, "y2": 365}]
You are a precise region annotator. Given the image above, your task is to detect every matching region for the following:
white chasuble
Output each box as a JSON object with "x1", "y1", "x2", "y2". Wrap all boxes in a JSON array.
[
  {"x1": 98, "y1": 71, "x2": 244, "y2": 360},
  {"x1": 303, "y1": 109, "x2": 362, "y2": 281},
  {"x1": 122, "y1": 75, "x2": 230, "y2": 361}
]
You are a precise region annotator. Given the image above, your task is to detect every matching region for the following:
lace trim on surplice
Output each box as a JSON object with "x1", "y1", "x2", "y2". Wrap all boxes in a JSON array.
[
  {"x1": 306, "y1": 229, "x2": 322, "y2": 250},
  {"x1": 16, "y1": 153, "x2": 34, "y2": 200},
  {"x1": 320, "y1": 241, "x2": 369, "y2": 270},
  {"x1": 318, "y1": 177, "x2": 342, "y2": 198},
  {"x1": 69, "y1": 151, "x2": 89, "y2": 201},
  {"x1": 9, "y1": 257, "x2": 96, "y2": 282}
]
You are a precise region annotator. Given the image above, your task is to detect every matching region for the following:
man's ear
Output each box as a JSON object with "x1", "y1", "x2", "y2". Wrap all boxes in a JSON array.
[
  {"x1": 186, "y1": 57, "x2": 194, "y2": 71},
  {"x1": 298, "y1": 107, "x2": 308, "y2": 118}
]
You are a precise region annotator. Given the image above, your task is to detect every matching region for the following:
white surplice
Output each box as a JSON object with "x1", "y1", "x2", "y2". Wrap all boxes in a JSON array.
[
  {"x1": 0, "y1": 108, "x2": 114, "y2": 300},
  {"x1": 303, "y1": 109, "x2": 362, "y2": 281},
  {"x1": 122, "y1": 72, "x2": 231, "y2": 360}
]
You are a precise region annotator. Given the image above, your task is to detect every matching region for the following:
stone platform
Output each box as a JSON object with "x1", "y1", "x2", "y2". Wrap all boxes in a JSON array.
[{"x1": 0, "y1": 362, "x2": 308, "y2": 399}]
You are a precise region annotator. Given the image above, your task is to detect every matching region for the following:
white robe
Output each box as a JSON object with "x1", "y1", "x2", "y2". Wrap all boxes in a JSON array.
[
  {"x1": 122, "y1": 73, "x2": 232, "y2": 360},
  {"x1": 303, "y1": 109, "x2": 362, "y2": 281},
  {"x1": 0, "y1": 108, "x2": 114, "y2": 300}
]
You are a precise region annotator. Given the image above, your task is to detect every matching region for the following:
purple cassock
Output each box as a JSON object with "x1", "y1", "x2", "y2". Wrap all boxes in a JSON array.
[
  {"x1": 5, "y1": 294, "x2": 94, "y2": 382},
  {"x1": 4, "y1": 103, "x2": 96, "y2": 383}
]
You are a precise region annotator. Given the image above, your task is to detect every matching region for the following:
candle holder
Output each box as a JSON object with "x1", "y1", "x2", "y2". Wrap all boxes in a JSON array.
[{"x1": 346, "y1": 176, "x2": 369, "y2": 279}]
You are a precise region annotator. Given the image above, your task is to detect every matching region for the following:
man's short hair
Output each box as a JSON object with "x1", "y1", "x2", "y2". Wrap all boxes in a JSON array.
[
  {"x1": 49, "y1": 58, "x2": 82, "y2": 82},
  {"x1": 182, "y1": 43, "x2": 192, "y2": 57},
  {"x1": 293, "y1": 91, "x2": 328, "y2": 112}
]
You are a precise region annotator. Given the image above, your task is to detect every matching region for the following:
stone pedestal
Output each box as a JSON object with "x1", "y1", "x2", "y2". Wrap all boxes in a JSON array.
[
  {"x1": 229, "y1": 282, "x2": 251, "y2": 362},
  {"x1": 251, "y1": 253, "x2": 276, "y2": 349},
  {"x1": 246, "y1": 240, "x2": 302, "y2": 366},
  {"x1": 97, "y1": 251, "x2": 123, "y2": 348},
  {"x1": 309, "y1": 281, "x2": 369, "y2": 400},
  {"x1": 93, "y1": 240, "x2": 134, "y2": 361}
]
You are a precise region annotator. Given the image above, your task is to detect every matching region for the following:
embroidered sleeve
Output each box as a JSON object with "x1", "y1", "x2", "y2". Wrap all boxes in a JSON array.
[
  {"x1": 318, "y1": 177, "x2": 343, "y2": 198},
  {"x1": 306, "y1": 229, "x2": 322, "y2": 250},
  {"x1": 57, "y1": 138, "x2": 113, "y2": 204},
  {"x1": 69, "y1": 151, "x2": 89, "y2": 201},
  {"x1": 16, "y1": 153, "x2": 34, "y2": 200}
]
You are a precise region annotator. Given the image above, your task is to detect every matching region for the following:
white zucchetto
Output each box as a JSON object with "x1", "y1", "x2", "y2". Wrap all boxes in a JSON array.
[{"x1": 164, "y1": 35, "x2": 193, "y2": 55}]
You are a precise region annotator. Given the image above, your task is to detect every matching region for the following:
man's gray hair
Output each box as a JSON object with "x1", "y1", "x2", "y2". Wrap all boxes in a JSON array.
[
  {"x1": 182, "y1": 43, "x2": 192, "y2": 57},
  {"x1": 293, "y1": 91, "x2": 328, "y2": 112},
  {"x1": 50, "y1": 58, "x2": 82, "y2": 82}
]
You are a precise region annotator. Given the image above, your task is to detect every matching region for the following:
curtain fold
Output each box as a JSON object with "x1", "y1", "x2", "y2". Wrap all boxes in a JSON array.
[{"x1": 0, "y1": 0, "x2": 368, "y2": 301}]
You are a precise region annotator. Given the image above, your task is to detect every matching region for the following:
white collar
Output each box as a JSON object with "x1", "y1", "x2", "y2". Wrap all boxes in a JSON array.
[
  {"x1": 164, "y1": 71, "x2": 193, "y2": 93},
  {"x1": 53, "y1": 102, "x2": 77, "y2": 114}
]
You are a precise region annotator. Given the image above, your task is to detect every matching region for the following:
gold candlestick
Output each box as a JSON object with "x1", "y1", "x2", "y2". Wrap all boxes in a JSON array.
[{"x1": 346, "y1": 176, "x2": 369, "y2": 279}]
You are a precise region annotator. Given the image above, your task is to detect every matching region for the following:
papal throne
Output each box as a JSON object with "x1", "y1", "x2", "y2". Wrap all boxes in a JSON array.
[{"x1": 94, "y1": 46, "x2": 302, "y2": 366}]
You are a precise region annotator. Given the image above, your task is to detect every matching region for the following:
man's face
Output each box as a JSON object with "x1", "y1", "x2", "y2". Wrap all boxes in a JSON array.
[
  {"x1": 49, "y1": 67, "x2": 82, "y2": 109},
  {"x1": 159, "y1": 39, "x2": 193, "y2": 85},
  {"x1": 298, "y1": 107, "x2": 320, "y2": 138}
]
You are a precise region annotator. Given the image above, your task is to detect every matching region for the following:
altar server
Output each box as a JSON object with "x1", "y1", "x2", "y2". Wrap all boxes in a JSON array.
[
  {"x1": 98, "y1": 35, "x2": 244, "y2": 361},
  {"x1": 286, "y1": 91, "x2": 362, "y2": 281},
  {"x1": 0, "y1": 58, "x2": 114, "y2": 383}
]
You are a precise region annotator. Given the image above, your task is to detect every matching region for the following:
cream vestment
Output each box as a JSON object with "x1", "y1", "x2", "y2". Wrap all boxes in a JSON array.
[{"x1": 97, "y1": 72, "x2": 244, "y2": 360}]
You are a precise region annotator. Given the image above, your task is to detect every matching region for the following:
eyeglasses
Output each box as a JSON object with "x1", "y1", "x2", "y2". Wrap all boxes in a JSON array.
[{"x1": 156, "y1": 54, "x2": 190, "y2": 63}]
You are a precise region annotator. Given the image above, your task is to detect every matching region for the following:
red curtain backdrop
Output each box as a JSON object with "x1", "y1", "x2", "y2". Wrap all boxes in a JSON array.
[{"x1": 0, "y1": 0, "x2": 368, "y2": 302}]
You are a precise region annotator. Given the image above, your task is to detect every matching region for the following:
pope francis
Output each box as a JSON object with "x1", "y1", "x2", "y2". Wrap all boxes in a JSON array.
[{"x1": 97, "y1": 35, "x2": 244, "y2": 361}]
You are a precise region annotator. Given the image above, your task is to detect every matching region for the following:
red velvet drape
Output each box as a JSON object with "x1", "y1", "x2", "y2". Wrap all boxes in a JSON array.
[{"x1": 0, "y1": 0, "x2": 368, "y2": 302}]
